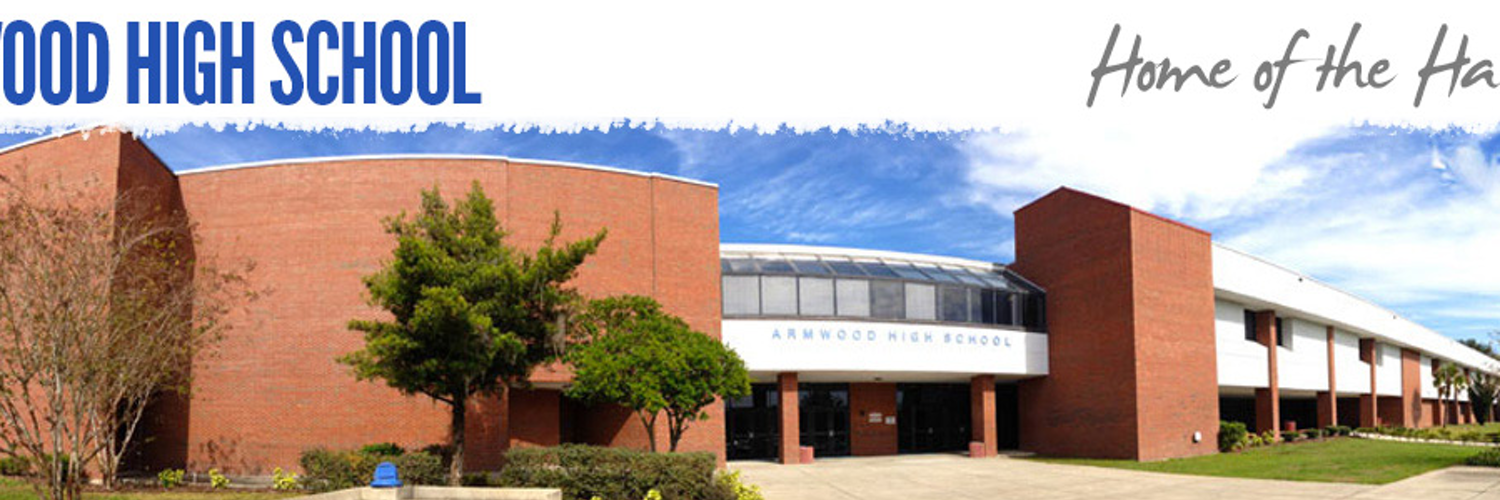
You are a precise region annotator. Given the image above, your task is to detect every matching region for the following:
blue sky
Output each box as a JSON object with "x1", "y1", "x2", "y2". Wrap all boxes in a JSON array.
[{"x1": 0, "y1": 125, "x2": 1494, "y2": 342}]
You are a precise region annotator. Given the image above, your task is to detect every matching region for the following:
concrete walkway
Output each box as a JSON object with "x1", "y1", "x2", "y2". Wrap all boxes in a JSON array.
[{"x1": 730, "y1": 454, "x2": 1500, "y2": 500}]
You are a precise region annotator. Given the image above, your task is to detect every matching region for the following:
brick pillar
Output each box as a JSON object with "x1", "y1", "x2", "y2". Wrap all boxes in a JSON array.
[
  {"x1": 970, "y1": 375, "x2": 997, "y2": 458},
  {"x1": 777, "y1": 372, "x2": 800, "y2": 464},
  {"x1": 1318, "y1": 326, "x2": 1337, "y2": 428},
  {"x1": 1254, "y1": 311, "x2": 1280, "y2": 436},
  {"x1": 1401, "y1": 348, "x2": 1420, "y2": 428},
  {"x1": 1360, "y1": 339, "x2": 1378, "y2": 427}
]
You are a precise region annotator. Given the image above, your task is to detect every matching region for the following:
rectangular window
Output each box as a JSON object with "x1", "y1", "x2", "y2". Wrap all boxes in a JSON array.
[
  {"x1": 889, "y1": 264, "x2": 931, "y2": 280},
  {"x1": 1243, "y1": 310, "x2": 1257, "y2": 342},
  {"x1": 980, "y1": 289, "x2": 998, "y2": 324},
  {"x1": 904, "y1": 283, "x2": 936, "y2": 320},
  {"x1": 757, "y1": 258, "x2": 795, "y2": 273},
  {"x1": 725, "y1": 258, "x2": 759, "y2": 273},
  {"x1": 835, "y1": 279, "x2": 870, "y2": 317},
  {"x1": 826, "y1": 260, "x2": 869, "y2": 276},
  {"x1": 997, "y1": 292, "x2": 1015, "y2": 325},
  {"x1": 871, "y1": 281, "x2": 904, "y2": 319},
  {"x1": 790, "y1": 259, "x2": 832, "y2": 275},
  {"x1": 1023, "y1": 295, "x2": 1045, "y2": 331},
  {"x1": 723, "y1": 276, "x2": 760, "y2": 315},
  {"x1": 967, "y1": 288, "x2": 984, "y2": 323},
  {"x1": 939, "y1": 285, "x2": 968, "y2": 322},
  {"x1": 798, "y1": 277, "x2": 834, "y2": 316},
  {"x1": 1276, "y1": 318, "x2": 1290, "y2": 348},
  {"x1": 761, "y1": 276, "x2": 798, "y2": 315},
  {"x1": 859, "y1": 262, "x2": 901, "y2": 278}
]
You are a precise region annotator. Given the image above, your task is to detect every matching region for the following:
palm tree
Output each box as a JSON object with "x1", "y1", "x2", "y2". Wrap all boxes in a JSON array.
[
  {"x1": 1453, "y1": 367, "x2": 1472, "y2": 424},
  {"x1": 1435, "y1": 363, "x2": 1466, "y2": 426}
]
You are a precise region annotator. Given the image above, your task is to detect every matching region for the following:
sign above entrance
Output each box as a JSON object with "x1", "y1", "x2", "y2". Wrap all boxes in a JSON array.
[{"x1": 722, "y1": 319, "x2": 1048, "y2": 377}]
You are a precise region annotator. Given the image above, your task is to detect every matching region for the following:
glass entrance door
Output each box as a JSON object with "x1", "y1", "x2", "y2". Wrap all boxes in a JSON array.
[
  {"x1": 799, "y1": 384, "x2": 850, "y2": 457},
  {"x1": 725, "y1": 384, "x2": 780, "y2": 460},
  {"x1": 897, "y1": 383, "x2": 972, "y2": 453}
]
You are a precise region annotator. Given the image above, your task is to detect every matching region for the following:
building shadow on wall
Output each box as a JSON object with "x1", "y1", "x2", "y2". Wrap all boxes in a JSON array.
[{"x1": 119, "y1": 180, "x2": 196, "y2": 475}]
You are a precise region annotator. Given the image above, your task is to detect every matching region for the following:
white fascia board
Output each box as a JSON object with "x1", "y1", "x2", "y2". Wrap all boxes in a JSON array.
[{"x1": 1213, "y1": 243, "x2": 1498, "y2": 374}]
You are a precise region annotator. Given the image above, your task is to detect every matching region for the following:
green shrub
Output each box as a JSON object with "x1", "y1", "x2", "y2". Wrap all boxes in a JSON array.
[
  {"x1": 1325, "y1": 425, "x2": 1352, "y2": 437},
  {"x1": 463, "y1": 473, "x2": 492, "y2": 487},
  {"x1": 209, "y1": 468, "x2": 230, "y2": 489},
  {"x1": 157, "y1": 468, "x2": 185, "y2": 489},
  {"x1": 300, "y1": 449, "x2": 368, "y2": 492},
  {"x1": 33, "y1": 455, "x2": 70, "y2": 478},
  {"x1": 272, "y1": 467, "x2": 300, "y2": 491},
  {"x1": 497, "y1": 445, "x2": 733, "y2": 500},
  {"x1": 1302, "y1": 429, "x2": 1323, "y2": 440},
  {"x1": 1217, "y1": 421, "x2": 1248, "y2": 452},
  {"x1": 0, "y1": 456, "x2": 29, "y2": 476},
  {"x1": 715, "y1": 470, "x2": 763, "y2": 500},
  {"x1": 420, "y1": 444, "x2": 453, "y2": 465},
  {"x1": 360, "y1": 443, "x2": 405, "y2": 457},
  {"x1": 1466, "y1": 448, "x2": 1500, "y2": 466},
  {"x1": 299, "y1": 447, "x2": 446, "y2": 492},
  {"x1": 391, "y1": 452, "x2": 445, "y2": 486}
]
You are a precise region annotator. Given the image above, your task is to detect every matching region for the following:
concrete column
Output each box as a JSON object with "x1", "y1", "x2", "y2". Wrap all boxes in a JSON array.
[
  {"x1": 1360, "y1": 339, "x2": 1378, "y2": 427},
  {"x1": 1318, "y1": 326, "x2": 1337, "y2": 428},
  {"x1": 1254, "y1": 311, "x2": 1280, "y2": 436},
  {"x1": 970, "y1": 375, "x2": 997, "y2": 458},
  {"x1": 1401, "y1": 348, "x2": 1420, "y2": 428},
  {"x1": 777, "y1": 372, "x2": 801, "y2": 464}
]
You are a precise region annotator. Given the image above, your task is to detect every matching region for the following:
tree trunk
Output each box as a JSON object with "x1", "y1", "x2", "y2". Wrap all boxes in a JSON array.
[
  {"x1": 1439, "y1": 389, "x2": 1447, "y2": 427},
  {"x1": 638, "y1": 411, "x2": 658, "y2": 453},
  {"x1": 667, "y1": 413, "x2": 685, "y2": 452},
  {"x1": 450, "y1": 394, "x2": 466, "y2": 486}
]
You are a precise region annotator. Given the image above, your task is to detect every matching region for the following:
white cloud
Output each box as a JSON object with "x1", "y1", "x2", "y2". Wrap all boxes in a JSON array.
[
  {"x1": 1220, "y1": 136, "x2": 1500, "y2": 307},
  {"x1": 959, "y1": 116, "x2": 1332, "y2": 221},
  {"x1": 960, "y1": 124, "x2": 1500, "y2": 338}
]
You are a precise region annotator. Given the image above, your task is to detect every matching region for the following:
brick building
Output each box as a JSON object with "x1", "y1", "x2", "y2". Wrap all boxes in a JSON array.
[{"x1": 0, "y1": 129, "x2": 1495, "y2": 473}]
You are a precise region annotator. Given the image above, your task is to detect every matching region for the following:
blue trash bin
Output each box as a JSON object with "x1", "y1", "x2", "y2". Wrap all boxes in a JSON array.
[{"x1": 370, "y1": 462, "x2": 403, "y2": 488}]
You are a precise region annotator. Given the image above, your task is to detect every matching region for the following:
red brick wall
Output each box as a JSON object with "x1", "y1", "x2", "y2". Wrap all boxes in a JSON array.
[
  {"x1": 170, "y1": 157, "x2": 720, "y2": 473},
  {"x1": 1377, "y1": 398, "x2": 1404, "y2": 426},
  {"x1": 1013, "y1": 189, "x2": 1140, "y2": 459},
  {"x1": 777, "y1": 373, "x2": 800, "y2": 464},
  {"x1": 970, "y1": 375, "x2": 997, "y2": 457},
  {"x1": 848, "y1": 383, "x2": 896, "y2": 456},
  {"x1": 1401, "y1": 348, "x2": 1420, "y2": 428},
  {"x1": 1127, "y1": 208, "x2": 1219, "y2": 460},
  {"x1": 0, "y1": 130, "x2": 193, "y2": 473},
  {"x1": 1012, "y1": 188, "x2": 1217, "y2": 461},
  {"x1": 1420, "y1": 399, "x2": 1440, "y2": 428},
  {"x1": 508, "y1": 390, "x2": 561, "y2": 449}
]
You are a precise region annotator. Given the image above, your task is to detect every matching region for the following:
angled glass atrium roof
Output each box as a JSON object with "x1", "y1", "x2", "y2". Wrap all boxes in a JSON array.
[
  {"x1": 719, "y1": 244, "x2": 1046, "y2": 332},
  {"x1": 718, "y1": 246, "x2": 1041, "y2": 294}
]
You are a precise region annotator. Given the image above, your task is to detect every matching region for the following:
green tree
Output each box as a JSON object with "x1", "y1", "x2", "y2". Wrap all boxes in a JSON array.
[
  {"x1": 342, "y1": 182, "x2": 605, "y2": 484},
  {"x1": 565, "y1": 296, "x2": 751, "y2": 452},
  {"x1": 1435, "y1": 362, "x2": 1469, "y2": 427},
  {"x1": 1460, "y1": 338, "x2": 1498, "y2": 424}
]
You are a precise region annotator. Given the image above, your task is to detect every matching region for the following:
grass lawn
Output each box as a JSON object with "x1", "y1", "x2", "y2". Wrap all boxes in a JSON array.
[
  {"x1": 1430, "y1": 422, "x2": 1500, "y2": 434},
  {"x1": 1033, "y1": 438, "x2": 1484, "y2": 485},
  {"x1": 0, "y1": 478, "x2": 296, "y2": 500}
]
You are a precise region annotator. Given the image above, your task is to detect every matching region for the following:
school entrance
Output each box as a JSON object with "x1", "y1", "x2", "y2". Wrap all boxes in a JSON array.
[{"x1": 725, "y1": 378, "x2": 1021, "y2": 461}]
